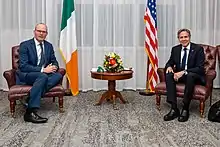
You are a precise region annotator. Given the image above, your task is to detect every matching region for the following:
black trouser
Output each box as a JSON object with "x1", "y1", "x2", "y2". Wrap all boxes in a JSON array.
[{"x1": 165, "y1": 72, "x2": 202, "y2": 107}]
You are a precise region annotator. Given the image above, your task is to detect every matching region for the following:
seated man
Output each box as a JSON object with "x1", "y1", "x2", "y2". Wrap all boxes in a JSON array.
[
  {"x1": 16, "y1": 23, "x2": 62, "y2": 123},
  {"x1": 164, "y1": 28, "x2": 205, "y2": 122}
]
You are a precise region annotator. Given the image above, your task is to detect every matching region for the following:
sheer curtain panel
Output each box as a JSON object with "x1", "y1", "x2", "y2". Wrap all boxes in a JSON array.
[{"x1": 0, "y1": 0, "x2": 220, "y2": 91}]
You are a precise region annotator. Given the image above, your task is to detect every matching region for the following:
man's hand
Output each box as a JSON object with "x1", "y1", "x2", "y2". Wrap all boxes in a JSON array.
[
  {"x1": 166, "y1": 67, "x2": 174, "y2": 73},
  {"x1": 43, "y1": 64, "x2": 57, "y2": 73},
  {"x1": 174, "y1": 71, "x2": 185, "y2": 81}
]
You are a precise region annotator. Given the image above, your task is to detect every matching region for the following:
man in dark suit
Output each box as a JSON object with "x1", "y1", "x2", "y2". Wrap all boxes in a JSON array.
[
  {"x1": 17, "y1": 23, "x2": 62, "y2": 123},
  {"x1": 164, "y1": 28, "x2": 205, "y2": 122}
]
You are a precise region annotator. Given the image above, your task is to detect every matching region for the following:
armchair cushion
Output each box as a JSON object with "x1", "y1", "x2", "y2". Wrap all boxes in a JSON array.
[{"x1": 8, "y1": 84, "x2": 64, "y2": 100}]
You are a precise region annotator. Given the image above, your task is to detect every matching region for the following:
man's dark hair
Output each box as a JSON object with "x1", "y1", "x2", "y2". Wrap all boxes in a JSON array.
[{"x1": 177, "y1": 28, "x2": 191, "y2": 38}]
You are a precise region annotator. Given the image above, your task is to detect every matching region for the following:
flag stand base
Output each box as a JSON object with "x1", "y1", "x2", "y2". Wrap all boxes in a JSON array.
[
  {"x1": 141, "y1": 57, "x2": 156, "y2": 96},
  {"x1": 139, "y1": 90, "x2": 155, "y2": 96},
  {"x1": 64, "y1": 89, "x2": 72, "y2": 96}
]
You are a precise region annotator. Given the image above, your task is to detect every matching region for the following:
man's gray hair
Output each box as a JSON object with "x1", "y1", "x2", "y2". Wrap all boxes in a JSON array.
[{"x1": 177, "y1": 28, "x2": 191, "y2": 38}]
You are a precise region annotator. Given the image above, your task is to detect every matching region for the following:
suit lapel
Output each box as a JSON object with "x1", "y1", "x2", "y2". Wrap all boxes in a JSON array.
[
  {"x1": 30, "y1": 38, "x2": 38, "y2": 65},
  {"x1": 177, "y1": 45, "x2": 182, "y2": 65},
  {"x1": 187, "y1": 43, "x2": 195, "y2": 65},
  {"x1": 43, "y1": 41, "x2": 48, "y2": 64},
  {"x1": 43, "y1": 41, "x2": 47, "y2": 56}
]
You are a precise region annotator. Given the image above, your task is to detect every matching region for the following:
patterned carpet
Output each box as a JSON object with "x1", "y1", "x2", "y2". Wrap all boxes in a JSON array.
[{"x1": 0, "y1": 89, "x2": 220, "y2": 147}]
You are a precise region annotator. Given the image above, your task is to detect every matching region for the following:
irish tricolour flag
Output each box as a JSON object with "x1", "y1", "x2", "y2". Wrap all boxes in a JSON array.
[{"x1": 59, "y1": 0, "x2": 79, "y2": 95}]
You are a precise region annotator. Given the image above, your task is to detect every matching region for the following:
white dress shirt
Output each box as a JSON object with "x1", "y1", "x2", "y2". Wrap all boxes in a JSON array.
[
  {"x1": 34, "y1": 38, "x2": 45, "y2": 72},
  {"x1": 34, "y1": 38, "x2": 44, "y2": 65}
]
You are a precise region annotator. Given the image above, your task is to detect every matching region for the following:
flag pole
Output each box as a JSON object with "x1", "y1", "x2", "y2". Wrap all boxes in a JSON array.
[
  {"x1": 139, "y1": 58, "x2": 155, "y2": 96},
  {"x1": 140, "y1": 0, "x2": 157, "y2": 96}
]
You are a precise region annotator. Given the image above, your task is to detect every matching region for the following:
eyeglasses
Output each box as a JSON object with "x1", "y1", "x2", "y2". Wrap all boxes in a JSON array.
[{"x1": 35, "y1": 30, "x2": 47, "y2": 34}]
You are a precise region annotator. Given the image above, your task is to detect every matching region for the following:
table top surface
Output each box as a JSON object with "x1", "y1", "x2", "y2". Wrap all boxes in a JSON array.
[
  {"x1": 91, "y1": 70, "x2": 133, "y2": 75},
  {"x1": 91, "y1": 70, "x2": 133, "y2": 80}
]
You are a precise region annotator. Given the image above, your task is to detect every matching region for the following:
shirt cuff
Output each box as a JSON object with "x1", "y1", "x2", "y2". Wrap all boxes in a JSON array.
[{"x1": 41, "y1": 67, "x2": 44, "y2": 72}]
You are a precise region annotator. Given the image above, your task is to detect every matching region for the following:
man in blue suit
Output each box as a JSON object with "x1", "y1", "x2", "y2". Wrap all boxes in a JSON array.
[{"x1": 17, "y1": 23, "x2": 62, "y2": 123}]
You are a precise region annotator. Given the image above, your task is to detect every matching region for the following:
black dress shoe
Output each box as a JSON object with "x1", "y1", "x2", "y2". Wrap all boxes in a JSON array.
[
  {"x1": 24, "y1": 111, "x2": 48, "y2": 123},
  {"x1": 178, "y1": 109, "x2": 189, "y2": 122},
  {"x1": 164, "y1": 108, "x2": 180, "y2": 121}
]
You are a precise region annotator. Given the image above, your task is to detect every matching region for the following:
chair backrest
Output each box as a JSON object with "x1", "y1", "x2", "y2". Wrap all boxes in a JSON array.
[
  {"x1": 12, "y1": 45, "x2": 20, "y2": 70},
  {"x1": 12, "y1": 44, "x2": 217, "y2": 73},
  {"x1": 199, "y1": 44, "x2": 217, "y2": 74}
]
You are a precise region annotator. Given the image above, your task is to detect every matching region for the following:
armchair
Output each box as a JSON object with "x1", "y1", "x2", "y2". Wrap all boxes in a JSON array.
[
  {"x1": 3, "y1": 45, "x2": 66, "y2": 117},
  {"x1": 155, "y1": 44, "x2": 217, "y2": 117}
]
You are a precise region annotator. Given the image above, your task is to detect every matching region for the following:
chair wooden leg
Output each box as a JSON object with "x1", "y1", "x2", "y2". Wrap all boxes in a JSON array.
[
  {"x1": 10, "y1": 100, "x2": 15, "y2": 118},
  {"x1": 58, "y1": 96, "x2": 64, "y2": 113},
  {"x1": 200, "y1": 100, "x2": 205, "y2": 118},
  {"x1": 53, "y1": 97, "x2": 55, "y2": 102},
  {"x1": 156, "y1": 94, "x2": 161, "y2": 111}
]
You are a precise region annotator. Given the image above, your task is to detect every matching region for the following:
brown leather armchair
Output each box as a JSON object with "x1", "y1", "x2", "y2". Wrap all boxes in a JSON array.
[
  {"x1": 3, "y1": 45, "x2": 66, "y2": 117},
  {"x1": 155, "y1": 44, "x2": 217, "y2": 117}
]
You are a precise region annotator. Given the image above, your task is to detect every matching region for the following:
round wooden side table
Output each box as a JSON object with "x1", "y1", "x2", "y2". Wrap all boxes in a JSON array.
[{"x1": 91, "y1": 70, "x2": 133, "y2": 109}]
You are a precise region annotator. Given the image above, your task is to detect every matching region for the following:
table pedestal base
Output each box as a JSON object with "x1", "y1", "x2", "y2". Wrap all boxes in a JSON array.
[{"x1": 94, "y1": 80, "x2": 127, "y2": 109}]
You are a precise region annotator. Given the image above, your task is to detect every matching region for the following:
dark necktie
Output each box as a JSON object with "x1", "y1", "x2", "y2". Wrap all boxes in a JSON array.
[
  {"x1": 39, "y1": 43, "x2": 45, "y2": 66},
  {"x1": 181, "y1": 48, "x2": 187, "y2": 70}
]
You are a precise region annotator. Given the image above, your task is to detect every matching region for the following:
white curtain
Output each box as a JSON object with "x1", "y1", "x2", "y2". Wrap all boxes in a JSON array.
[{"x1": 0, "y1": 0, "x2": 220, "y2": 92}]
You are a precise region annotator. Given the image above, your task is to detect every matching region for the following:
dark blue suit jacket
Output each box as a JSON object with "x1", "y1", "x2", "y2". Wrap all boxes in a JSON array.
[{"x1": 16, "y1": 38, "x2": 59, "y2": 84}]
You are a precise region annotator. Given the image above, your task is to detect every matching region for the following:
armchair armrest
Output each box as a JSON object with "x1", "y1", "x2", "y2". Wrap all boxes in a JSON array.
[
  {"x1": 157, "y1": 68, "x2": 165, "y2": 82},
  {"x1": 57, "y1": 68, "x2": 66, "y2": 84},
  {"x1": 3, "y1": 69, "x2": 16, "y2": 89},
  {"x1": 205, "y1": 69, "x2": 216, "y2": 90},
  {"x1": 58, "y1": 68, "x2": 66, "y2": 76}
]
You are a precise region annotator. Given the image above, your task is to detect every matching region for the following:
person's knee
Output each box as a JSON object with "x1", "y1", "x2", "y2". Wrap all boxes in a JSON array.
[
  {"x1": 50, "y1": 73, "x2": 62, "y2": 84},
  {"x1": 39, "y1": 73, "x2": 49, "y2": 81},
  {"x1": 55, "y1": 73, "x2": 62, "y2": 81},
  {"x1": 186, "y1": 72, "x2": 195, "y2": 80},
  {"x1": 186, "y1": 72, "x2": 196, "y2": 84},
  {"x1": 166, "y1": 72, "x2": 174, "y2": 79}
]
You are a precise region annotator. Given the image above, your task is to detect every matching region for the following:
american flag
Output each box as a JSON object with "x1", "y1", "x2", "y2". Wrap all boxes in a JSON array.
[{"x1": 144, "y1": 0, "x2": 158, "y2": 92}]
